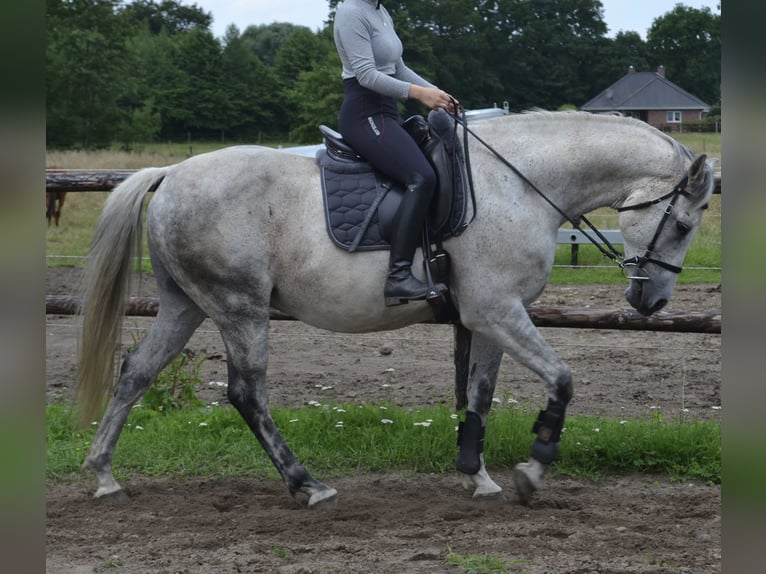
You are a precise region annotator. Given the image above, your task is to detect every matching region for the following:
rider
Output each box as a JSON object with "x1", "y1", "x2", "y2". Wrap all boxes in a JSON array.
[{"x1": 333, "y1": 0, "x2": 458, "y2": 306}]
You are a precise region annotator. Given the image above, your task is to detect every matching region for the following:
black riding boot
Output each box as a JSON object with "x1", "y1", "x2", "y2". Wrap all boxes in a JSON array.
[{"x1": 384, "y1": 176, "x2": 445, "y2": 306}]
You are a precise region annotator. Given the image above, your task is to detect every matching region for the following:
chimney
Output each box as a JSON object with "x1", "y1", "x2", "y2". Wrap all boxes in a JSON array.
[
  {"x1": 657, "y1": 65, "x2": 666, "y2": 78},
  {"x1": 628, "y1": 65, "x2": 635, "y2": 74}
]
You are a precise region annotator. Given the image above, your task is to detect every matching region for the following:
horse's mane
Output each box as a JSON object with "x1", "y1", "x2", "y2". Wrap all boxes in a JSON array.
[
  {"x1": 486, "y1": 109, "x2": 711, "y2": 205},
  {"x1": 508, "y1": 108, "x2": 700, "y2": 165},
  {"x1": 513, "y1": 108, "x2": 694, "y2": 160}
]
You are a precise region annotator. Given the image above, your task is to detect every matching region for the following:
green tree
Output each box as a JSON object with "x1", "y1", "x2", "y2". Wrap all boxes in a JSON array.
[
  {"x1": 46, "y1": 0, "x2": 133, "y2": 147},
  {"x1": 124, "y1": 26, "x2": 189, "y2": 140},
  {"x1": 646, "y1": 5, "x2": 720, "y2": 105},
  {"x1": 608, "y1": 31, "x2": 651, "y2": 75},
  {"x1": 240, "y1": 22, "x2": 305, "y2": 66},
  {"x1": 499, "y1": 0, "x2": 608, "y2": 110},
  {"x1": 274, "y1": 27, "x2": 328, "y2": 134},
  {"x1": 166, "y1": 27, "x2": 228, "y2": 138},
  {"x1": 118, "y1": 1, "x2": 222, "y2": 140},
  {"x1": 119, "y1": 0, "x2": 212, "y2": 35},
  {"x1": 45, "y1": 0, "x2": 720, "y2": 148},
  {"x1": 274, "y1": 27, "x2": 325, "y2": 84},
  {"x1": 220, "y1": 25, "x2": 281, "y2": 142},
  {"x1": 121, "y1": 27, "x2": 177, "y2": 143},
  {"x1": 584, "y1": 31, "x2": 651, "y2": 98},
  {"x1": 116, "y1": 98, "x2": 162, "y2": 147},
  {"x1": 286, "y1": 29, "x2": 344, "y2": 143}
]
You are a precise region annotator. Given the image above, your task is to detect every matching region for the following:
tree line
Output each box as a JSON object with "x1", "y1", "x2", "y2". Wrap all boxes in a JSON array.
[{"x1": 46, "y1": 0, "x2": 720, "y2": 149}]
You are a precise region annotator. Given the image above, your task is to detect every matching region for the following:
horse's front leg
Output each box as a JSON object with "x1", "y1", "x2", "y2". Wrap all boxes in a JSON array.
[
  {"x1": 465, "y1": 301, "x2": 573, "y2": 505},
  {"x1": 454, "y1": 328, "x2": 504, "y2": 499}
]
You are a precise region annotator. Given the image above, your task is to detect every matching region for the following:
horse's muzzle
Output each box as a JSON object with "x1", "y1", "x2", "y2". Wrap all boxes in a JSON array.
[{"x1": 624, "y1": 279, "x2": 668, "y2": 317}]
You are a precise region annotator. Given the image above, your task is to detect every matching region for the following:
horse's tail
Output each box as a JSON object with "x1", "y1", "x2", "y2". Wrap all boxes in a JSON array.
[{"x1": 76, "y1": 167, "x2": 168, "y2": 425}]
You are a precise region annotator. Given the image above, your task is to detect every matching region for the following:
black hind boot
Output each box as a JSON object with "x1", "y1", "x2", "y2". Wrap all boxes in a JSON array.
[{"x1": 384, "y1": 175, "x2": 445, "y2": 306}]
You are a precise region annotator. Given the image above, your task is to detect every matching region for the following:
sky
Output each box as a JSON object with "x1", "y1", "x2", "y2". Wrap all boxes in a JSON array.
[{"x1": 192, "y1": 0, "x2": 720, "y2": 40}]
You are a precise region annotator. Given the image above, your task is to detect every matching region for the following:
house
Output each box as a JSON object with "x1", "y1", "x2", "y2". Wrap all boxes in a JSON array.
[{"x1": 580, "y1": 66, "x2": 710, "y2": 132}]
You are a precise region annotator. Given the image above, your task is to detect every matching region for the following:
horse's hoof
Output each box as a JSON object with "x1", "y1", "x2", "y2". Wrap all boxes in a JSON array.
[
  {"x1": 458, "y1": 471, "x2": 503, "y2": 500},
  {"x1": 95, "y1": 488, "x2": 130, "y2": 504},
  {"x1": 472, "y1": 488, "x2": 503, "y2": 501},
  {"x1": 308, "y1": 488, "x2": 338, "y2": 510},
  {"x1": 512, "y1": 467, "x2": 537, "y2": 506}
]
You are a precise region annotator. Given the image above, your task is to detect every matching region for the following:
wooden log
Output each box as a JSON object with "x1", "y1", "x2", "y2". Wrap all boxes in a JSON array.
[
  {"x1": 46, "y1": 170, "x2": 136, "y2": 192},
  {"x1": 526, "y1": 306, "x2": 721, "y2": 334},
  {"x1": 45, "y1": 171, "x2": 722, "y2": 194},
  {"x1": 46, "y1": 295, "x2": 721, "y2": 333},
  {"x1": 46, "y1": 295, "x2": 159, "y2": 317}
]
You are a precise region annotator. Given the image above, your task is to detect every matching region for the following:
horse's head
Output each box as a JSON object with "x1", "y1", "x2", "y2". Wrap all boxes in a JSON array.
[{"x1": 619, "y1": 153, "x2": 715, "y2": 316}]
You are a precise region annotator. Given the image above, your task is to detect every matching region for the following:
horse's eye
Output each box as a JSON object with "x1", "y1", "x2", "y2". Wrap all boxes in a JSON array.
[{"x1": 676, "y1": 221, "x2": 691, "y2": 236}]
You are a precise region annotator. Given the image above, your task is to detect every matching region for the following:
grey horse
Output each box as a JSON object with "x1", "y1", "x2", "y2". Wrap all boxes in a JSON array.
[{"x1": 77, "y1": 111, "x2": 715, "y2": 507}]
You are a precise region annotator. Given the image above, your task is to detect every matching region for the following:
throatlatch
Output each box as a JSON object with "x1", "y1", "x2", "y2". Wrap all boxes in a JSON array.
[
  {"x1": 530, "y1": 399, "x2": 567, "y2": 464},
  {"x1": 455, "y1": 411, "x2": 484, "y2": 475}
]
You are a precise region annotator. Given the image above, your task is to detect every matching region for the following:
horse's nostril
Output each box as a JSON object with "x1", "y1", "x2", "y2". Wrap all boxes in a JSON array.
[{"x1": 652, "y1": 299, "x2": 668, "y2": 314}]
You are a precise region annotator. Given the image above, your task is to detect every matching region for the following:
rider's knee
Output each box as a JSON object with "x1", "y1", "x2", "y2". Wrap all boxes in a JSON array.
[{"x1": 406, "y1": 167, "x2": 437, "y2": 196}]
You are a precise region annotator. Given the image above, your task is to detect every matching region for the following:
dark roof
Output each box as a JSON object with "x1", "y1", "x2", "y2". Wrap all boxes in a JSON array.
[{"x1": 581, "y1": 70, "x2": 709, "y2": 112}]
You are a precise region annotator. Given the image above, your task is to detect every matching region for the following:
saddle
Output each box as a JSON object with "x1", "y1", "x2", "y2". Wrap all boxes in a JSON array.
[{"x1": 316, "y1": 109, "x2": 472, "y2": 255}]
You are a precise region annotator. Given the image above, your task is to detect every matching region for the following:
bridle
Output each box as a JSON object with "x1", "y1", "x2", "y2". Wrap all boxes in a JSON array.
[
  {"x1": 448, "y1": 104, "x2": 695, "y2": 280},
  {"x1": 615, "y1": 175, "x2": 691, "y2": 277}
]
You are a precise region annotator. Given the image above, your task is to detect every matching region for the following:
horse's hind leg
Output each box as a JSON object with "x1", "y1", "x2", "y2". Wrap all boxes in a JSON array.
[
  {"x1": 84, "y1": 283, "x2": 206, "y2": 500},
  {"x1": 218, "y1": 311, "x2": 338, "y2": 509}
]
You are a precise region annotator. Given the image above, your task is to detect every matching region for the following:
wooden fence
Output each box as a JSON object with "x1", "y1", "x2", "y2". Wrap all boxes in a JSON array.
[
  {"x1": 45, "y1": 295, "x2": 721, "y2": 334},
  {"x1": 46, "y1": 169, "x2": 722, "y2": 194}
]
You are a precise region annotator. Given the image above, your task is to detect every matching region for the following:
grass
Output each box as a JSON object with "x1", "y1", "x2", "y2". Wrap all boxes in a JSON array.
[
  {"x1": 446, "y1": 547, "x2": 529, "y2": 574},
  {"x1": 46, "y1": 401, "x2": 720, "y2": 485},
  {"x1": 672, "y1": 132, "x2": 722, "y2": 162}
]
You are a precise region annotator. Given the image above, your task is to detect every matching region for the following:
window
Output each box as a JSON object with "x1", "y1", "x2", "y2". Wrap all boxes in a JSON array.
[{"x1": 666, "y1": 111, "x2": 682, "y2": 123}]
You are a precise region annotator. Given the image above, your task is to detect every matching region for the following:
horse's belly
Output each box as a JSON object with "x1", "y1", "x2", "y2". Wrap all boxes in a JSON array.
[{"x1": 270, "y1": 264, "x2": 435, "y2": 334}]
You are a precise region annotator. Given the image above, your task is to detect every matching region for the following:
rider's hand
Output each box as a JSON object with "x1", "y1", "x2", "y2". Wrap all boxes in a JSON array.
[{"x1": 410, "y1": 85, "x2": 459, "y2": 114}]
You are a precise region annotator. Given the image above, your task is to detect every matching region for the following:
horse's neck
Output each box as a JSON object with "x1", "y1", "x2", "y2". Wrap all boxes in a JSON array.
[{"x1": 478, "y1": 114, "x2": 681, "y2": 218}]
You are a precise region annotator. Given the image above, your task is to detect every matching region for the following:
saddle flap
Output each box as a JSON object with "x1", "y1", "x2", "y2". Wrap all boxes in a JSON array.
[{"x1": 427, "y1": 109, "x2": 471, "y2": 236}]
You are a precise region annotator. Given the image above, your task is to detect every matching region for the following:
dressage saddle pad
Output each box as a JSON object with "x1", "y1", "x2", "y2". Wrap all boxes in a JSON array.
[
  {"x1": 316, "y1": 110, "x2": 471, "y2": 253},
  {"x1": 316, "y1": 149, "x2": 399, "y2": 252}
]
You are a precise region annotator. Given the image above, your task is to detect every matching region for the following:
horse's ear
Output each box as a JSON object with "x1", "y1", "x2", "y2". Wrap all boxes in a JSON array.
[{"x1": 688, "y1": 154, "x2": 708, "y2": 188}]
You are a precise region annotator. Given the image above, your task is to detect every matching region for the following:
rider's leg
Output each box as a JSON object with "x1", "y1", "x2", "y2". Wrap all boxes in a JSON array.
[
  {"x1": 384, "y1": 172, "x2": 439, "y2": 305},
  {"x1": 338, "y1": 80, "x2": 445, "y2": 305}
]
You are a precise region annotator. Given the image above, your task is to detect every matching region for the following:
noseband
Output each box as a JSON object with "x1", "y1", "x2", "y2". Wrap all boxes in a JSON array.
[{"x1": 450, "y1": 106, "x2": 694, "y2": 280}]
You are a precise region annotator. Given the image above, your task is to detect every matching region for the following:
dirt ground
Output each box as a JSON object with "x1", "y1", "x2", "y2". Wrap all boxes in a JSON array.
[{"x1": 46, "y1": 267, "x2": 721, "y2": 573}]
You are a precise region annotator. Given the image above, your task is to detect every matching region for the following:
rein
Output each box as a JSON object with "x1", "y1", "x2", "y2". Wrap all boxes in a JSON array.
[{"x1": 448, "y1": 105, "x2": 691, "y2": 277}]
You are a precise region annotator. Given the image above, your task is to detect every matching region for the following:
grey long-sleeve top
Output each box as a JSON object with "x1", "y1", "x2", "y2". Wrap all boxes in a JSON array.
[{"x1": 333, "y1": 0, "x2": 435, "y2": 99}]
